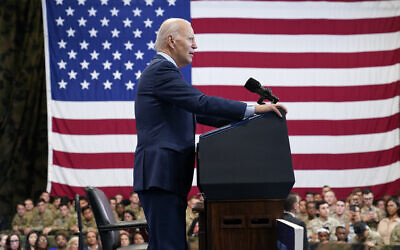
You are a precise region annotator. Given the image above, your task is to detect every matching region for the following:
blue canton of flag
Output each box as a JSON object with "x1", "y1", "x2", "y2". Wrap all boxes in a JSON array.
[{"x1": 45, "y1": 0, "x2": 190, "y2": 101}]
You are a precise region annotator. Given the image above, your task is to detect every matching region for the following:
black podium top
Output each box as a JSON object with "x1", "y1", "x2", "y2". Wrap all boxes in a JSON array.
[{"x1": 197, "y1": 111, "x2": 295, "y2": 200}]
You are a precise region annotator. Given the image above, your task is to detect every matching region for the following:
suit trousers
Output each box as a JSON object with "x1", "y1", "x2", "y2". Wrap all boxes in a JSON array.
[{"x1": 138, "y1": 188, "x2": 188, "y2": 250}]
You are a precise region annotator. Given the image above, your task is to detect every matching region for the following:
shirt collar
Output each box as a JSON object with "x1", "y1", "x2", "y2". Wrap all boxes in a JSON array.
[{"x1": 157, "y1": 52, "x2": 178, "y2": 68}]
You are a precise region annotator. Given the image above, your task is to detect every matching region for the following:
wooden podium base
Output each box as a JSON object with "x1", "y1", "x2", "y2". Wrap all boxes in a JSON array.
[{"x1": 198, "y1": 199, "x2": 284, "y2": 250}]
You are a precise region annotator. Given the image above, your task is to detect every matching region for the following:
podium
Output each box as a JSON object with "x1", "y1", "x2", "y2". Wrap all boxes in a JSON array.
[{"x1": 196, "y1": 111, "x2": 295, "y2": 249}]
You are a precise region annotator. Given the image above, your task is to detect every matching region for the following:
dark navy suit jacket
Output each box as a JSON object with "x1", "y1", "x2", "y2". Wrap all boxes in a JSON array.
[{"x1": 133, "y1": 54, "x2": 247, "y2": 197}]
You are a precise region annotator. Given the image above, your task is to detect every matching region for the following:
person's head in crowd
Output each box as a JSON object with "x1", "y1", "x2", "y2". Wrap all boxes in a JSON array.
[
  {"x1": 305, "y1": 191, "x2": 314, "y2": 202},
  {"x1": 352, "y1": 188, "x2": 362, "y2": 199},
  {"x1": 0, "y1": 234, "x2": 7, "y2": 249},
  {"x1": 6, "y1": 234, "x2": 20, "y2": 250},
  {"x1": 120, "y1": 232, "x2": 131, "y2": 247},
  {"x1": 335, "y1": 226, "x2": 347, "y2": 242},
  {"x1": 353, "y1": 222, "x2": 369, "y2": 241},
  {"x1": 133, "y1": 232, "x2": 145, "y2": 244},
  {"x1": 316, "y1": 200, "x2": 330, "y2": 220},
  {"x1": 321, "y1": 185, "x2": 331, "y2": 197},
  {"x1": 59, "y1": 203, "x2": 70, "y2": 218},
  {"x1": 306, "y1": 201, "x2": 316, "y2": 219},
  {"x1": 187, "y1": 195, "x2": 201, "y2": 210},
  {"x1": 24, "y1": 199, "x2": 34, "y2": 212},
  {"x1": 299, "y1": 200, "x2": 307, "y2": 215},
  {"x1": 123, "y1": 210, "x2": 135, "y2": 221},
  {"x1": 129, "y1": 192, "x2": 140, "y2": 206},
  {"x1": 349, "y1": 205, "x2": 361, "y2": 223},
  {"x1": 40, "y1": 192, "x2": 51, "y2": 203},
  {"x1": 55, "y1": 232, "x2": 68, "y2": 250},
  {"x1": 86, "y1": 231, "x2": 98, "y2": 248},
  {"x1": 37, "y1": 199, "x2": 47, "y2": 214},
  {"x1": 362, "y1": 188, "x2": 374, "y2": 208},
  {"x1": 317, "y1": 227, "x2": 330, "y2": 243},
  {"x1": 115, "y1": 194, "x2": 124, "y2": 204},
  {"x1": 385, "y1": 197, "x2": 400, "y2": 218},
  {"x1": 82, "y1": 206, "x2": 94, "y2": 221},
  {"x1": 324, "y1": 190, "x2": 336, "y2": 206},
  {"x1": 375, "y1": 199, "x2": 386, "y2": 213},
  {"x1": 60, "y1": 196, "x2": 70, "y2": 206},
  {"x1": 35, "y1": 234, "x2": 49, "y2": 250},
  {"x1": 116, "y1": 203, "x2": 125, "y2": 217},
  {"x1": 79, "y1": 197, "x2": 89, "y2": 209},
  {"x1": 53, "y1": 196, "x2": 62, "y2": 209},
  {"x1": 25, "y1": 231, "x2": 38, "y2": 250},
  {"x1": 383, "y1": 194, "x2": 392, "y2": 202},
  {"x1": 66, "y1": 237, "x2": 79, "y2": 250},
  {"x1": 16, "y1": 203, "x2": 26, "y2": 217},
  {"x1": 314, "y1": 193, "x2": 322, "y2": 202},
  {"x1": 335, "y1": 200, "x2": 346, "y2": 216},
  {"x1": 349, "y1": 194, "x2": 361, "y2": 206},
  {"x1": 109, "y1": 197, "x2": 117, "y2": 210},
  {"x1": 284, "y1": 193, "x2": 299, "y2": 213}
]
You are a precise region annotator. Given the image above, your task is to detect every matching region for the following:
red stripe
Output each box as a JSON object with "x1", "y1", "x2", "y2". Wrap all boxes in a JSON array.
[
  {"x1": 292, "y1": 146, "x2": 399, "y2": 170},
  {"x1": 50, "y1": 182, "x2": 200, "y2": 200},
  {"x1": 192, "y1": 50, "x2": 400, "y2": 68},
  {"x1": 52, "y1": 118, "x2": 136, "y2": 134},
  {"x1": 53, "y1": 150, "x2": 134, "y2": 169},
  {"x1": 194, "y1": 81, "x2": 399, "y2": 102},
  {"x1": 192, "y1": 17, "x2": 400, "y2": 35},
  {"x1": 291, "y1": 178, "x2": 400, "y2": 200},
  {"x1": 197, "y1": 114, "x2": 399, "y2": 136}
]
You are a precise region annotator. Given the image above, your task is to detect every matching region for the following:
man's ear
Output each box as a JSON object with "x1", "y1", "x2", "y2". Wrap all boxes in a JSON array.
[{"x1": 167, "y1": 35, "x2": 174, "y2": 49}]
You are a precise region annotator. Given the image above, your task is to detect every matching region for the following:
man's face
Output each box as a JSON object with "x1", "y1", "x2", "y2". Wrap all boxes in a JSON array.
[
  {"x1": 335, "y1": 228, "x2": 346, "y2": 241},
  {"x1": 120, "y1": 234, "x2": 130, "y2": 247},
  {"x1": 351, "y1": 206, "x2": 361, "y2": 222},
  {"x1": 56, "y1": 235, "x2": 67, "y2": 248},
  {"x1": 299, "y1": 200, "x2": 307, "y2": 213},
  {"x1": 83, "y1": 208, "x2": 93, "y2": 220},
  {"x1": 86, "y1": 232, "x2": 97, "y2": 246},
  {"x1": 40, "y1": 192, "x2": 50, "y2": 203},
  {"x1": 59, "y1": 205, "x2": 69, "y2": 217},
  {"x1": 37, "y1": 201, "x2": 46, "y2": 213},
  {"x1": 130, "y1": 193, "x2": 139, "y2": 204},
  {"x1": 307, "y1": 203, "x2": 315, "y2": 216},
  {"x1": 79, "y1": 200, "x2": 89, "y2": 208},
  {"x1": 17, "y1": 204, "x2": 25, "y2": 216},
  {"x1": 109, "y1": 199, "x2": 116, "y2": 209},
  {"x1": 318, "y1": 232, "x2": 329, "y2": 243},
  {"x1": 319, "y1": 203, "x2": 330, "y2": 219},
  {"x1": 351, "y1": 195, "x2": 360, "y2": 206},
  {"x1": 25, "y1": 200, "x2": 34, "y2": 211},
  {"x1": 335, "y1": 201, "x2": 346, "y2": 215},
  {"x1": 171, "y1": 22, "x2": 197, "y2": 68},
  {"x1": 115, "y1": 194, "x2": 123, "y2": 203},
  {"x1": 305, "y1": 194, "x2": 314, "y2": 202},
  {"x1": 314, "y1": 194, "x2": 322, "y2": 201},
  {"x1": 363, "y1": 193, "x2": 374, "y2": 207},
  {"x1": 324, "y1": 191, "x2": 336, "y2": 205}
]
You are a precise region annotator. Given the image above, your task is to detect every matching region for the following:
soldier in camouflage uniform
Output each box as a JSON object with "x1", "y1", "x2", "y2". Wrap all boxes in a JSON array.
[
  {"x1": 307, "y1": 200, "x2": 341, "y2": 242},
  {"x1": 333, "y1": 200, "x2": 348, "y2": 226},
  {"x1": 125, "y1": 192, "x2": 146, "y2": 221},
  {"x1": 360, "y1": 189, "x2": 382, "y2": 231},
  {"x1": 23, "y1": 199, "x2": 35, "y2": 226},
  {"x1": 24, "y1": 199, "x2": 54, "y2": 235},
  {"x1": 390, "y1": 222, "x2": 400, "y2": 245},
  {"x1": 81, "y1": 206, "x2": 97, "y2": 234},
  {"x1": 352, "y1": 222, "x2": 384, "y2": 247},
  {"x1": 296, "y1": 200, "x2": 308, "y2": 223},
  {"x1": 11, "y1": 203, "x2": 28, "y2": 235},
  {"x1": 43, "y1": 203, "x2": 77, "y2": 236}
]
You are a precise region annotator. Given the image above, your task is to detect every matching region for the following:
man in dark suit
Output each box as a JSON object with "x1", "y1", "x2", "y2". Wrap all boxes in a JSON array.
[
  {"x1": 134, "y1": 18, "x2": 287, "y2": 250},
  {"x1": 283, "y1": 193, "x2": 310, "y2": 250}
]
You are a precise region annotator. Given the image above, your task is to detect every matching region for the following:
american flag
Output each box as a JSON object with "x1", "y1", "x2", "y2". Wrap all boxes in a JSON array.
[{"x1": 42, "y1": 0, "x2": 400, "y2": 199}]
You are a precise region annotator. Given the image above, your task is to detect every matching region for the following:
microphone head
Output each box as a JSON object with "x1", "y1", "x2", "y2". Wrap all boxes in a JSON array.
[{"x1": 244, "y1": 77, "x2": 262, "y2": 92}]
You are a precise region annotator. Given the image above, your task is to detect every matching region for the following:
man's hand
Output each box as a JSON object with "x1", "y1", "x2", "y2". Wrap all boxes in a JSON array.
[{"x1": 254, "y1": 103, "x2": 288, "y2": 118}]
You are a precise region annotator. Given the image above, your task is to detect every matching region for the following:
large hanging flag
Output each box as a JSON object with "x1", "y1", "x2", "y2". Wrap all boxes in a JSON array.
[{"x1": 42, "y1": 0, "x2": 400, "y2": 199}]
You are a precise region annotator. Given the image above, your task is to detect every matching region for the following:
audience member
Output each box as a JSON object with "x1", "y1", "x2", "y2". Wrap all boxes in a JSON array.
[
  {"x1": 349, "y1": 193, "x2": 361, "y2": 207},
  {"x1": 24, "y1": 199, "x2": 54, "y2": 235},
  {"x1": 333, "y1": 200, "x2": 347, "y2": 226},
  {"x1": 317, "y1": 227, "x2": 330, "y2": 244},
  {"x1": 297, "y1": 200, "x2": 308, "y2": 223},
  {"x1": 81, "y1": 206, "x2": 97, "y2": 234},
  {"x1": 125, "y1": 192, "x2": 145, "y2": 221},
  {"x1": 109, "y1": 198, "x2": 119, "y2": 221},
  {"x1": 54, "y1": 232, "x2": 68, "y2": 250},
  {"x1": 324, "y1": 190, "x2": 337, "y2": 216},
  {"x1": 335, "y1": 226, "x2": 347, "y2": 243},
  {"x1": 321, "y1": 185, "x2": 332, "y2": 198},
  {"x1": 0, "y1": 234, "x2": 7, "y2": 250},
  {"x1": 115, "y1": 194, "x2": 124, "y2": 204},
  {"x1": 24, "y1": 231, "x2": 38, "y2": 250},
  {"x1": 43, "y1": 203, "x2": 77, "y2": 235},
  {"x1": 123, "y1": 210, "x2": 135, "y2": 222},
  {"x1": 307, "y1": 200, "x2": 340, "y2": 242},
  {"x1": 375, "y1": 199, "x2": 387, "y2": 217},
  {"x1": 306, "y1": 201, "x2": 316, "y2": 224},
  {"x1": 115, "y1": 203, "x2": 125, "y2": 222},
  {"x1": 5, "y1": 234, "x2": 20, "y2": 250},
  {"x1": 345, "y1": 205, "x2": 361, "y2": 242},
  {"x1": 360, "y1": 189, "x2": 382, "y2": 231},
  {"x1": 79, "y1": 198, "x2": 89, "y2": 210},
  {"x1": 352, "y1": 222, "x2": 383, "y2": 247},
  {"x1": 84, "y1": 231, "x2": 99, "y2": 250},
  {"x1": 35, "y1": 234, "x2": 50, "y2": 250},
  {"x1": 305, "y1": 191, "x2": 314, "y2": 203},
  {"x1": 66, "y1": 237, "x2": 79, "y2": 250},
  {"x1": 314, "y1": 193, "x2": 322, "y2": 202},
  {"x1": 377, "y1": 198, "x2": 400, "y2": 244},
  {"x1": 390, "y1": 222, "x2": 400, "y2": 245},
  {"x1": 119, "y1": 232, "x2": 131, "y2": 247},
  {"x1": 133, "y1": 232, "x2": 145, "y2": 245},
  {"x1": 11, "y1": 203, "x2": 27, "y2": 235}
]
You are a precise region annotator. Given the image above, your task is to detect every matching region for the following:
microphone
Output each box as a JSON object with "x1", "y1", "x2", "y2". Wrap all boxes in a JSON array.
[{"x1": 244, "y1": 77, "x2": 279, "y2": 104}]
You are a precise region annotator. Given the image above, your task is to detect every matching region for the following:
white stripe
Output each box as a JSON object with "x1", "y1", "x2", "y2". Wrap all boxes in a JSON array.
[
  {"x1": 282, "y1": 96, "x2": 399, "y2": 120},
  {"x1": 51, "y1": 128, "x2": 399, "y2": 155},
  {"x1": 52, "y1": 133, "x2": 137, "y2": 153},
  {"x1": 196, "y1": 32, "x2": 400, "y2": 53},
  {"x1": 289, "y1": 128, "x2": 399, "y2": 154},
  {"x1": 51, "y1": 100, "x2": 135, "y2": 119},
  {"x1": 293, "y1": 161, "x2": 400, "y2": 188},
  {"x1": 191, "y1": 1, "x2": 400, "y2": 19},
  {"x1": 192, "y1": 64, "x2": 400, "y2": 87},
  {"x1": 51, "y1": 165, "x2": 133, "y2": 187}
]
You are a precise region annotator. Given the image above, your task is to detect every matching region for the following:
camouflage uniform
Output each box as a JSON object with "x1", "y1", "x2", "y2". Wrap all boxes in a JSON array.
[
  {"x1": 307, "y1": 216, "x2": 341, "y2": 241},
  {"x1": 186, "y1": 208, "x2": 199, "y2": 249},
  {"x1": 125, "y1": 205, "x2": 146, "y2": 221},
  {"x1": 360, "y1": 205, "x2": 382, "y2": 231},
  {"x1": 24, "y1": 211, "x2": 34, "y2": 226},
  {"x1": 352, "y1": 230, "x2": 384, "y2": 246},
  {"x1": 11, "y1": 214, "x2": 28, "y2": 233},
  {"x1": 50, "y1": 215, "x2": 78, "y2": 234},
  {"x1": 390, "y1": 223, "x2": 400, "y2": 245},
  {"x1": 333, "y1": 212, "x2": 349, "y2": 227},
  {"x1": 296, "y1": 213, "x2": 308, "y2": 224},
  {"x1": 29, "y1": 209, "x2": 54, "y2": 232},
  {"x1": 82, "y1": 217, "x2": 97, "y2": 233}
]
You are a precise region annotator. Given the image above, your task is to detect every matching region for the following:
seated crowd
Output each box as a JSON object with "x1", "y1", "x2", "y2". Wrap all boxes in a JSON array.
[{"x1": 290, "y1": 186, "x2": 400, "y2": 248}]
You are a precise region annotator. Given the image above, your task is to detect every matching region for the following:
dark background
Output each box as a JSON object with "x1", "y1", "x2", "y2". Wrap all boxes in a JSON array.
[{"x1": 0, "y1": 0, "x2": 48, "y2": 226}]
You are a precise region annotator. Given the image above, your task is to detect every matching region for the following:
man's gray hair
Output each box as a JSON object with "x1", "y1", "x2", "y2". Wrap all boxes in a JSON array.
[{"x1": 154, "y1": 18, "x2": 188, "y2": 51}]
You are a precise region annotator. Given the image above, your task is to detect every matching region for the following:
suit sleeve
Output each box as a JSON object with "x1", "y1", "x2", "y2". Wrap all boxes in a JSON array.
[{"x1": 152, "y1": 61, "x2": 246, "y2": 121}]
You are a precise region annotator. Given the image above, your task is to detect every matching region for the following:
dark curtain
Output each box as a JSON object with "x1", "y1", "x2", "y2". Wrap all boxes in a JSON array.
[{"x1": 0, "y1": 0, "x2": 48, "y2": 225}]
